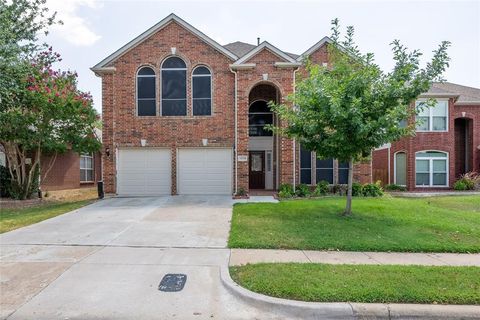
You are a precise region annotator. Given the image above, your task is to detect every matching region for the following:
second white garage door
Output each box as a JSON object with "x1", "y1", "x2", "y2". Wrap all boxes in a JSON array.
[
  {"x1": 178, "y1": 148, "x2": 233, "y2": 195},
  {"x1": 117, "y1": 149, "x2": 171, "y2": 196}
]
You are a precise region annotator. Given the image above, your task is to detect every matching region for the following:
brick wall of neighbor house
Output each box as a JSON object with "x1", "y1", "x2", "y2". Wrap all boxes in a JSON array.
[
  {"x1": 373, "y1": 98, "x2": 480, "y2": 191},
  {"x1": 40, "y1": 151, "x2": 101, "y2": 191},
  {"x1": 372, "y1": 148, "x2": 389, "y2": 185}
]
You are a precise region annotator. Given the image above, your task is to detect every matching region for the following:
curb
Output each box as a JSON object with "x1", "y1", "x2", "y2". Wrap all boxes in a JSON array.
[{"x1": 220, "y1": 266, "x2": 480, "y2": 319}]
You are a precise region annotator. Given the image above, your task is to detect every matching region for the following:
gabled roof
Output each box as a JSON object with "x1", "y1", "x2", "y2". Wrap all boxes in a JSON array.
[
  {"x1": 92, "y1": 13, "x2": 238, "y2": 72},
  {"x1": 233, "y1": 41, "x2": 297, "y2": 65},
  {"x1": 428, "y1": 82, "x2": 480, "y2": 104},
  {"x1": 296, "y1": 36, "x2": 333, "y2": 62},
  {"x1": 223, "y1": 41, "x2": 256, "y2": 58}
]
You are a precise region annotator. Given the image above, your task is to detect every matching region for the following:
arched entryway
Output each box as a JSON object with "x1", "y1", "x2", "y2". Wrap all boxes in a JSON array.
[
  {"x1": 248, "y1": 83, "x2": 280, "y2": 190},
  {"x1": 454, "y1": 117, "x2": 474, "y2": 178}
]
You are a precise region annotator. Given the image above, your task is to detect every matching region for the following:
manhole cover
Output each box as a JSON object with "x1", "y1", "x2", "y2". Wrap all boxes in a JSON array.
[{"x1": 158, "y1": 274, "x2": 187, "y2": 292}]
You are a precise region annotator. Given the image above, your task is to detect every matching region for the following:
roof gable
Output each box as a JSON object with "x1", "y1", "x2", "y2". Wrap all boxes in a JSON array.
[
  {"x1": 92, "y1": 13, "x2": 238, "y2": 71},
  {"x1": 297, "y1": 36, "x2": 333, "y2": 62},
  {"x1": 233, "y1": 41, "x2": 296, "y2": 65}
]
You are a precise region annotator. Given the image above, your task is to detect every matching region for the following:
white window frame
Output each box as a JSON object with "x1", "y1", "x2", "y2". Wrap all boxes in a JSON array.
[
  {"x1": 415, "y1": 150, "x2": 448, "y2": 187},
  {"x1": 80, "y1": 153, "x2": 94, "y2": 183},
  {"x1": 415, "y1": 99, "x2": 449, "y2": 132},
  {"x1": 191, "y1": 65, "x2": 213, "y2": 116},
  {"x1": 394, "y1": 151, "x2": 407, "y2": 186},
  {"x1": 160, "y1": 56, "x2": 187, "y2": 117},
  {"x1": 136, "y1": 66, "x2": 157, "y2": 117}
]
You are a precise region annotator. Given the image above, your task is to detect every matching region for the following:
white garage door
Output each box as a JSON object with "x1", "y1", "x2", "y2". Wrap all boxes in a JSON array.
[
  {"x1": 178, "y1": 148, "x2": 232, "y2": 195},
  {"x1": 117, "y1": 149, "x2": 171, "y2": 196}
]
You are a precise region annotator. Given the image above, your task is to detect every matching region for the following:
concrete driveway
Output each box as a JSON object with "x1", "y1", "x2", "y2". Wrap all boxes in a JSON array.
[{"x1": 0, "y1": 196, "x2": 288, "y2": 320}]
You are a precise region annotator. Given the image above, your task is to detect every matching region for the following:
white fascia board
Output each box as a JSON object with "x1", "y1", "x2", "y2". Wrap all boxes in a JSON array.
[
  {"x1": 234, "y1": 41, "x2": 296, "y2": 65},
  {"x1": 91, "y1": 67, "x2": 116, "y2": 77},
  {"x1": 92, "y1": 13, "x2": 238, "y2": 70}
]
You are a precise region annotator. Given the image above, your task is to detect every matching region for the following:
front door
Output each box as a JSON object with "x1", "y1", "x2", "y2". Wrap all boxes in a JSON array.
[{"x1": 249, "y1": 151, "x2": 265, "y2": 189}]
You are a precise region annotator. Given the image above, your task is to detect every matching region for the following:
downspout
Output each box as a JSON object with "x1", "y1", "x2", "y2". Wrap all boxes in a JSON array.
[
  {"x1": 388, "y1": 145, "x2": 391, "y2": 185},
  {"x1": 292, "y1": 67, "x2": 299, "y2": 191},
  {"x1": 230, "y1": 67, "x2": 238, "y2": 195}
]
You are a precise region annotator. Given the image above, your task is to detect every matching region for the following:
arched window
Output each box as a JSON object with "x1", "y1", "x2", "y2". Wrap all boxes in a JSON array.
[
  {"x1": 415, "y1": 151, "x2": 448, "y2": 186},
  {"x1": 161, "y1": 57, "x2": 187, "y2": 116},
  {"x1": 192, "y1": 66, "x2": 212, "y2": 116},
  {"x1": 395, "y1": 152, "x2": 407, "y2": 186},
  {"x1": 136, "y1": 67, "x2": 156, "y2": 116},
  {"x1": 249, "y1": 100, "x2": 273, "y2": 136}
]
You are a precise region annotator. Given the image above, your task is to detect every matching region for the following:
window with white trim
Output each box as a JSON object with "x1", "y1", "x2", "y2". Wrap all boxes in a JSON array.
[
  {"x1": 192, "y1": 66, "x2": 212, "y2": 116},
  {"x1": 415, "y1": 151, "x2": 448, "y2": 187},
  {"x1": 161, "y1": 57, "x2": 187, "y2": 116},
  {"x1": 300, "y1": 146, "x2": 312, "y2": 184},
  {"x1": 136, "y1": 67, "x2": 156, "y2": 116},
  {"x1": 80, "y1": 154, "x2": 94, "y2": 182},
  {"x1": 416, "y1": 100, "x2": 448, "y2": 131},
  {"x1": 316, "y1": 158, "x2": 334, "y2": 184}
]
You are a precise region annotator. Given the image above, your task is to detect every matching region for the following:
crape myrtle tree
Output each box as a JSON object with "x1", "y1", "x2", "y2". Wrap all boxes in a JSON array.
[
  {"x1": 271, "y1": 19, "x2": 450, "y2": 215},
  {"x1": 0, "y1": 0, "x2": 100, "y2": 199}
]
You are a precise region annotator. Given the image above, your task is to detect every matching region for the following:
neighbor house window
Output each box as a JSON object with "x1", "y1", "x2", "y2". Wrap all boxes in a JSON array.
[
  {"x1": 249, "y1": 100, "x2": 273, "y2": 136},
  {"x1": 316, "y1": 158, "x2": 334, "y2": 184},
  {"x1": 80, "y1": 154, "x2": 94, "y2": 182},
  {"x1": 416, "y1": 100, "x2": 448, "y2": 131},
  {"x1": 415, "y1": 151, "x2": 448, "y2": 187},
  {"x1": 338, "y1": 162, "x2": 349, "y2": 184},
  {"x1": 192, "y1": 66, "x2": 212, "y2": 116},
  {"x1": 395, "y1": 152, "x2": 407, "y2": 186},
  {"x1": 300, "y1": 146, "x2": 312, "y2": 184},
  {"x1": 136, "y1": 67, "x2": 156, "y2": 116},
  {"x1": 161, "y1": 57, "x2": 187, "y2": 116}
]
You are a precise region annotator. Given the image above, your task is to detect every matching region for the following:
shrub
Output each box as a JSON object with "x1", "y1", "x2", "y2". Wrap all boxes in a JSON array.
[
  {"x1": 236, "y1": 187, "x2": 247, "y2": 196},
  {"x1": 0, "y1": 166, "x2": 11, "y2": 197},
  {"x1": 385, "y1": 184, "x2": 407, "y2": 191},
  {"x1": 278, "y1": 183, "x2": 294, "y2": 198},
  {"x1": 362, "y1": 181, "x2": 384, "y2": 197},
  {"x1": 314, "y1": 180, "x2": 329, "y2": 196},
  {"x1": 455, "y1": 172, "x2": 479, "y2": 191},
  {"x1": 453, "y1": 180, "x2": 467, "y2": 191},
  {"x1": 295, "y1": 183, "x2": 311, "y2": 197},
  {"x1": 352, "y1": 182, "x2": 363, "y2": 196}
]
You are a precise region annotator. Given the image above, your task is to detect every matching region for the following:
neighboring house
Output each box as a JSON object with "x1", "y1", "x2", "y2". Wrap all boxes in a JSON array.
[
  {"x1": 372, "y1": 82, "x2": 480, "y2": 191},
  {"x1": 91, "y1": 13, "x2": 373, "y2": 196}
]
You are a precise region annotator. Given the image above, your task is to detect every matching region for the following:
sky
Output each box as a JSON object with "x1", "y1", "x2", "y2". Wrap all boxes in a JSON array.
[{"x1": 42, "y1": 0, "x2": 480, "y2": 112}]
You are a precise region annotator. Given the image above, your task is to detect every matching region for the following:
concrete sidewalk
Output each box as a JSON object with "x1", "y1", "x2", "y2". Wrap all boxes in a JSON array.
[{"x1": 229, "y1": 249, "x2": 480, "y2": 266}]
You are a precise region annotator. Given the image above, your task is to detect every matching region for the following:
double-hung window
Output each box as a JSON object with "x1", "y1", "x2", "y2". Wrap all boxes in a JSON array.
[
  {"x1": 415, "y1": 151, "x2": 448, "y2": 187},
  {"x1": 416, "y1": 100, "x2": 448, "y2": 131},
  {"x1": 80, "y1": 154, "x2": 94, "y2": 182}
]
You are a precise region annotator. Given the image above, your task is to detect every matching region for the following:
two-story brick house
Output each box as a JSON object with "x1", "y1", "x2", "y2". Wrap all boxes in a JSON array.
[
  {"x1": 372, "y1": 82, "x2": 480, "y2": 191},
  {"x1": 92, "y1": 13, "x2": 372, "y2": 196}
]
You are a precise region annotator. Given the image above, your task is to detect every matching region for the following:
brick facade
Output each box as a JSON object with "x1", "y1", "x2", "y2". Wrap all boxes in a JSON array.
[{"x1": 95, "y1": 15, "x2": 372, "y2": 195}]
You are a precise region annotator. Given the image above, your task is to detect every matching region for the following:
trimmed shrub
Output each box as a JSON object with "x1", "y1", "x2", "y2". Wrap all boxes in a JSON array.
[
  {"x1": 314, "y1": 180, "x2": 329, "y2": 196},
  {"x1": 352, "y1": 182, "x2": 363, "y2": 196},
  {"x1": 295, "y1": 183, "x2": 311, "y2": 197},
  {"x1": 385, "y1": 184, "x2": 407, "y2": 192},
  {"x1": 362, "y1": 181, "x2": 384, "y2": 197},
  {"x1": 453, "y1": 180, "x2": 468, "y2": 191},
  {"x1": 278, "y1": 183, "x2": 294, "y2": 198}
]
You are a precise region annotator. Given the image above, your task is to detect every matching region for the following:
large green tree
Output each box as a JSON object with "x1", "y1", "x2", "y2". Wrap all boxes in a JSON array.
[
  {"x1": 0, "y1": 0, "x2": 100, "y2": 199},
  {"x1": 272, "y1": 20, "x2": 450, "y2": 215}
]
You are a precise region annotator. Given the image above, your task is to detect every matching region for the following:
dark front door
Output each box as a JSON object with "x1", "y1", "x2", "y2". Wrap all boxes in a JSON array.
[{"x1": 249, "y1": 151, "x2": 265, "y2": 189}]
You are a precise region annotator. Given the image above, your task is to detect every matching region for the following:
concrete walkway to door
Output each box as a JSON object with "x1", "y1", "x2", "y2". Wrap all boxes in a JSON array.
[{"x1": 1, "y1": 196, "x2": 297, "y2": 320}]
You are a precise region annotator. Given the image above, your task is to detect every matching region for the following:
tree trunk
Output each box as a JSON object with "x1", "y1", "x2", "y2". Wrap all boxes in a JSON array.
[{"x1": 343, "y1": 158, "x2": 354, "y2": 216}]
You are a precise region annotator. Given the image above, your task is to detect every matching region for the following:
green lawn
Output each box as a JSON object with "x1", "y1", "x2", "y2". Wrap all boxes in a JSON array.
[
  {"x1": 0, "y1": 200, "x2": 94, "y2": 233},
  {"x1": 229, "y1": 196, "x2": 480, "y2": 253},
  {"x1": 230, "y1": 263, "x2": 480, "y2": 304}
]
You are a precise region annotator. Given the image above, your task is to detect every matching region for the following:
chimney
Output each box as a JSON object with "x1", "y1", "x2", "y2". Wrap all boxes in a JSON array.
[{"x1": 257, "y1": 37, "x2": 260, "y2": 45}]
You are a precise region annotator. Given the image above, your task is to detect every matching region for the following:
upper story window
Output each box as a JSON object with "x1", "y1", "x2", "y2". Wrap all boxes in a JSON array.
[
  {"x1": 249, "y1": 100, "x2": 273, "y2": 136},
  {"x1": 416, "y1": 100, "x2": 448, "y2": 132},
  {"x1": 137, "y1": 67, "x2": 156, "y2": 116},
  {"x1": 161, "y1": 57, "x2": 187, "y2": 116},
  {"x1": 80, "y1": 154, "x2": 94, "y2": 182},
  {"x1": 415, "y1": 151, "x2": 448, "y2": 187},
  {"x1": 192, "y1": 66, "x2": 212, "y2": 116}
]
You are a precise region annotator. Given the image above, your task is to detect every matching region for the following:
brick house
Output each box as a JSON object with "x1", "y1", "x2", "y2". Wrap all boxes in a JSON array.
[
  {"x1": 372, "y1": 82, "x2": 480, "y2": 191},
  {"x1": 91, "y1": 13, "x2": 373, "y2": 196}
]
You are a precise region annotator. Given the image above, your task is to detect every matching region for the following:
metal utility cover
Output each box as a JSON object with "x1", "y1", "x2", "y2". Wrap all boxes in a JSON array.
[{"x1": 158, "y1": 274, "x2": 187, "y2": 292}]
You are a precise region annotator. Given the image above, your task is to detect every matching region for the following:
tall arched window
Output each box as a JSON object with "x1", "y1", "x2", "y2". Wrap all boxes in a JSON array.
[
  {"x1": 249, "y1": 100, "x2": 273, "y2": 136},
  {"x1": 395, "y1": 152, "x2": 407, "y2": 186},
  {"x1": 192, "y1": 66, "x2": 212, "y2": 116},
  {"x1": 161, "y1": 57, "x2": 187, "y2": 116},
  {"x1": 136, "y1": 67, "x2": 156, "y2": 116}
]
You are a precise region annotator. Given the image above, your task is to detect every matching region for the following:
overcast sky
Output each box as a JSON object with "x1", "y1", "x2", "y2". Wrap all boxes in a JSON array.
[{"x1": 42, "y1": 0, "x2": 480, "y2": 112}]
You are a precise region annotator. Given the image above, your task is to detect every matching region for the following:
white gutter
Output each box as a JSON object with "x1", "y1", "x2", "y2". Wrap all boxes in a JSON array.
[
  {"x1": 387, "y1": 145, "x2": 391, "y2": 185},
  {"x1": 230, "y1": 67, "x2": 238, "y2": 195},
  {"x1": 90, "y1": 67, "x2": 116, "y2": 77}
]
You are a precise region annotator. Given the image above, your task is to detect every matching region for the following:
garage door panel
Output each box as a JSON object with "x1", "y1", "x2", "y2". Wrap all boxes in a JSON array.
[
  {"x1": 117, "y1": 149, "x2": 171, "y2": 196},
  {"x1": 178, "y1": 149, "x2": 232, "y2": 195}
]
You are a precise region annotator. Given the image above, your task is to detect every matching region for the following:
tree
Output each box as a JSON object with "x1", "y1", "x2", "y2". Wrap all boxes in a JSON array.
[
  {"x1": 271, "y1": 19, "x2": 450, "y2": 215},
  {"x1": 0, "y1": 0, "x2": 100, "y2": 199}
]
